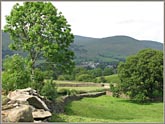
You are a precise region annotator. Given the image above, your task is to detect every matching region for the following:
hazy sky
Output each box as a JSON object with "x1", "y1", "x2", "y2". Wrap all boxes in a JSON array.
[{"x1": 1, "y1": 1, "x2": 164, "y2": 43}]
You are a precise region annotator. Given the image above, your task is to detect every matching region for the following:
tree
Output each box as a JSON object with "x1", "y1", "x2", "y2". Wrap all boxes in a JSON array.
[
  {"x1": 89, "y1": 68, "x2": 102, "y2": 78},
  {"x1": 103, "y1": 67, "x2": 113, "y2": 76},
  {"x1": 117, "y1": 49, "x2": 163, "y2": 102},
  {"x1": 2, "y1": 54, "x2": 30, "y2": 93},
  {"x1": 76, "y1": 74, "x2": 93, "y2": 82},
  {"x1": 4, "y1": 2, "x2": 74, "y2": 82}
]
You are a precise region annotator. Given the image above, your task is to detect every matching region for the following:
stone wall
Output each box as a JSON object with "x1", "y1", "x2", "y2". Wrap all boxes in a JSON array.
[
  {"x1": 50, "y1": 91, "x2": 106, "y2": 113},
  {"x1": 56, "y1": 83, "x2": 109, "y2": 87}
]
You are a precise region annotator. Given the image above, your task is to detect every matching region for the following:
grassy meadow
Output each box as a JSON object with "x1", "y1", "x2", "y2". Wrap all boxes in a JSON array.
[
  {"x1": 50, "y1": 95, "x2": 163, "y2": 123},
  {"x1": 96, "y1": 74, "x2": 121, "y2": 84}
]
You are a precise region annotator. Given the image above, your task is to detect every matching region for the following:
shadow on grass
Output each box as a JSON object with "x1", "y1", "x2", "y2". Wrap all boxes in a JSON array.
[
  {"x1": 64, "y1": 102, "x2": 135, "y2": 121},
  {"x1": 117, "y1": 99, "x2": 163, "y2": 105}
]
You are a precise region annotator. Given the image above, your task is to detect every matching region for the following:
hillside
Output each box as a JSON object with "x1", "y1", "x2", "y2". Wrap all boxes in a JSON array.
[
  {"x1": 2, "y1": 31, "x2": 163, "y2": 65},
  {"x1": 72, "y1": 35, "x2": 163, "y2": 64}
]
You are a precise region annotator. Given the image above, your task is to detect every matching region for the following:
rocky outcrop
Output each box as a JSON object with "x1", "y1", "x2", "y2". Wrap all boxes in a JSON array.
[
  {"x1": 2, "y1": 88, "x2": 52, "y2": 122},
  {"x1": 32, "y1": 109, "x2": 52, "y2": 119},
  {"x1": 7, "y1": 105, "x2": 34, "y2": 122},
  {"x1": 27, "y1": 96, "x2": 50, "y2": 111}
]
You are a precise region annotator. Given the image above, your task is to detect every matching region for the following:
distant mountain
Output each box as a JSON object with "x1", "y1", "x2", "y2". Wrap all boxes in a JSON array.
[
  {"x1": 72, "y1": 35, "x2": 163, "y2": 64},
  {"x1": 2, "y1": 31, "x2": 163, "y2": 65}
]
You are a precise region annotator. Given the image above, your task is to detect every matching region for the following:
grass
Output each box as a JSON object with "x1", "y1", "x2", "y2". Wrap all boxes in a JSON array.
[
  {"x1": 52, "y1": 80, "x2": 94, "y2": 84},
  {"x1": 96, "y1": 74, "x2": 121, "y2": 84},
  {"x1": 57, "y1": 86, "x2": 106, "y2": 93},
  {"x1": 50, "y1": 96, "x2": 163, "y2": 122},
  {"x1": 104, "y1": 74, "x2": 121, "y2": 83}
]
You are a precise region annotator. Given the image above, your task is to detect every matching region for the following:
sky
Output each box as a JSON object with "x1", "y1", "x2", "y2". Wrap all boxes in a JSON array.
[{"x1": 1, "y1": 1, "x2": 164, "y2": 43}]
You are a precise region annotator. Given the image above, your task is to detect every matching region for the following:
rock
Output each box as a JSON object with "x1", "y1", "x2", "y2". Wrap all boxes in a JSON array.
[
  {"x1": 2, "y1": 95, "x2": 10, "y2": 105},
  {"x1": 2, "y1": 103, "x2": 18, "y2": 110},
  {"x1": 7, "y1": 105, "x2": 34, "y2": 122},
  {"x1": 27, "y1": 96, "x2": 50, "y2": 111},
  {"x1": 7, "y1": 90, "x2": 32, "y2": 101},
  {"x1": 7, "y1": 88, "x2": 50, "y2": 111},
  {"x1": 2, "y1": 88, "x2": 53, "y2": 122},
  {"x1": 32, "y1": 109, "x2": 52, "y2": 119}
]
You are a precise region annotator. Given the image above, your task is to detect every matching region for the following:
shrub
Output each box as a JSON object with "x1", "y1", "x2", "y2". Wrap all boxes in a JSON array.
[
  {"x1": 2, "y1": 55, "x2": 30, "y2": 93},
  {"x1": 110, "y1": 84, "x2": 122, "y2": 97},
  {"x1": 76, "y1": 74, "x2": 93, "y2": 82},
  {"x1": 31, "y1": 68, "x2": 45, "y2": 92},
  {"x1": 41, "y1": 79, "x2": 57, "y2": 101},
  {"x1": 58, "y1": 74, "x2": 73, "y2": 81},
  {"x1": 58, "y1": 88, "x2": 79, "y2": 96}
]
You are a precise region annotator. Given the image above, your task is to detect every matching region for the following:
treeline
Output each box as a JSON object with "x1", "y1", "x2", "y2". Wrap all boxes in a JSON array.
[{"x1": 57, "y1": 66, "x2": 115, "y2": 83}]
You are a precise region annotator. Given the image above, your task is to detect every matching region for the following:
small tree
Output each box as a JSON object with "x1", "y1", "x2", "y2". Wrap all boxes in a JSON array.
[
  {"x1": 2, "y1": 54, "x2": 30, "y2": 93},
  {"x1": 117, "y1": 49, "x2": 163, "y2": 102}
]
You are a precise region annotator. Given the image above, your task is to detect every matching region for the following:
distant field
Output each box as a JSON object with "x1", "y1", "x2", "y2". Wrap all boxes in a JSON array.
[
  {"x1": 50, "y1": 96, "x2": 163, "y2": 122},
  {"x1": 104, "y1": 74, "x2": 121, "y2": 83},
  {"x1": 53, "y1": 80, "x2": 94, "y2": 84},
  {"x1": 57, "y1": 87, "x2": 106, "y2": 93},
  {"x1": 96, "y1": 74, "x2": 121, "y2": 83}
]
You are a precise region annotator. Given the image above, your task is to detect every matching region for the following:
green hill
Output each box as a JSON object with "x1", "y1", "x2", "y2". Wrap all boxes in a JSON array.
[
  {"x1": 72, "y1": 35, "x2": 163, "y2": 64},
  {"x1": 2, "y1": 31, "x2": 163, "y2": 65}
]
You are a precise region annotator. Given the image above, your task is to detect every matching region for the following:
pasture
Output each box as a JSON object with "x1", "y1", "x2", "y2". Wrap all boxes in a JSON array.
[{"x1": 50, "y1": 96, "x2": 163, "y2": 122}]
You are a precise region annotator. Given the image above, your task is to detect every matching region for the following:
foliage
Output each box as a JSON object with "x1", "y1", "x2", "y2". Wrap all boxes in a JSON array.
[
  {"x1": 57, "y1": 87, "x2": 105, "y2": 94},
  {"x1": 95, "y1": 76, "x2": 107, "y2": 83},
  {"x1": 75, "y1": 74, "x2": 93, "y2": 82},
  {"x1": 41, "y1": 79, "x2": 57, "y2": 101},
  {"x1": 110, "y1": 84, "x2": 122, "y2": 97},
  {"x1": 117, "y1": 49, "x2": 163, "y2": 102},
  {"x1": 2, "y1": 54, "x2": 30, "y2": 93},
  {"x1": 50, "y1": 96, "x2": 163, "y2": 122},
  {"x1": 96, "y1": 74, "x2": 120, "y2": 84},
  {"x1": 104, "y1": 74, "x2": 121, "y2": 83},
  {"x1": 89, "y1": 68, "x2": 102, "y2": 78},
  {"x1": 4, "y1": 2, "x2": 74, "y2": 81},
  {"x1": 31, "y1": 68, "x2": 45, "y2": 92},
  {"x1": 57, "y1": 88, "x2": 78, "y2": 96},
  {"x1": 58, "y1": 74, "x2": 74, "y2": 81},
  {"x1": 103, "y1": 67, "x2": 114, "y2": 76}
]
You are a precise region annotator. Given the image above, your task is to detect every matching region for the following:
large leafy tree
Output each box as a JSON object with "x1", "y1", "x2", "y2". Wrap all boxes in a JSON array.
[
  {"x1": 117, "y1": 49, "x2": 163, "y2": 102},
  {"x1": 4, "y1": 2, "x2": 74, "y2": 81}
]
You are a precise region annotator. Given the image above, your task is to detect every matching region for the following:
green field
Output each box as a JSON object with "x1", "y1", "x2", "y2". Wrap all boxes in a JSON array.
[
  {"x1": 57, "y1": 87, "x2": 106, "y2": 93},
  {"x1": 96, "y1": 74, "x2": 121, "y2": 83},
  {"x1": 50, "y1": 96, "x2": 163, "y2": 122}
]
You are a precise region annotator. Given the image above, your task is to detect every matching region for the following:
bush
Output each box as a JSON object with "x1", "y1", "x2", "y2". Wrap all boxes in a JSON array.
[
  {"x1": 76, "y1": 74, "x2": 93, "y2": 82},
  {"x1": 31, "y1": 68, "x2": 45, "y2": 92},
  {"x1": 58, "y1": 88, "x2": 79, "y2": 96},
  {"x1": 2, "y1": 55, "x2": 30, "y2": 93},
  {"x1": 110, "y1": 84, "x2": 122, "y2": 97},
  {"x1": 41, "y1": 79, "x2": 57, "y2": 101},
  {"x1": 58, "y1": 74, "x2": 73, "y2": 81},
  {"x1": 95, "y1": 76, "x2": 107, "y2": 83}
]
